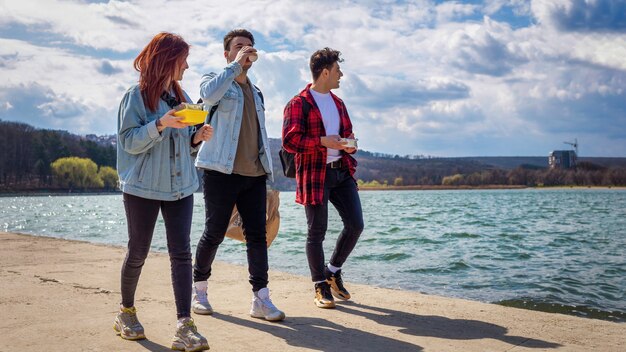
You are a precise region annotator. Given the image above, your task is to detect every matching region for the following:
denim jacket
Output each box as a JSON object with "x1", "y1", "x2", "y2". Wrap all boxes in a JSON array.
[
  {"x1": 116, "y1": 85, "x2": 199, "y2": 201},
  {"x1": 194, "y1": 61, "x2": 273, "y2": 180}
]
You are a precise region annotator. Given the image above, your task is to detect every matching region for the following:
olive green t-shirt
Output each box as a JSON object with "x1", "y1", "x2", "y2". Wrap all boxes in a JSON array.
[{"x1": 232, "y1": 80, "x2": 265, "y2": 176}]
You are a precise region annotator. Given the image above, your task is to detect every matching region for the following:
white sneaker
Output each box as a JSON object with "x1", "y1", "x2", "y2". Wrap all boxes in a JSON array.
[
  {"x1": 171, "y1": 317, "x2": 209, "y2": 351},
  {"x1": 191, "y1": 281, "x2": 213, "y2": 315},
  {"x1": 250, "y1": 287, "x2": 285, "y2": 322}
]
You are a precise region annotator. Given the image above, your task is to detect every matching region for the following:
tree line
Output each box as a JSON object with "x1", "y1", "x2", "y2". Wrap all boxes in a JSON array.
[
  {"x1": 441, "y1": 162, "x2": 626, "y2": 187},
  {"x1": 0, "y1": 120, "x2": 116, "y2": 191},
  {"x1": 2, "y1": 120, "x2": 625, "y2": 192}
]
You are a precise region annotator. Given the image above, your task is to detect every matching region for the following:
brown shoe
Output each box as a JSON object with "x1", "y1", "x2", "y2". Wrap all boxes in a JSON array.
[
  {"x1": 325, "y1": 268, "x2": 351, "y2": 300},
  {"x1": 314, "y1": 282, "x2": 336, "y2": 308}
]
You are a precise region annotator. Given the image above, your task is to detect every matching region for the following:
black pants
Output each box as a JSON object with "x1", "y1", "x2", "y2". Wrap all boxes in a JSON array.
[
  {"x1": 305, "y1": 167, "x2": 364, "y2": 282},
  {"x1": 194, "y1": 170, "x2": 268, "y2": 292},
  {"x1": 121, "y1": 193, "x2": 193, "y2": 319}
]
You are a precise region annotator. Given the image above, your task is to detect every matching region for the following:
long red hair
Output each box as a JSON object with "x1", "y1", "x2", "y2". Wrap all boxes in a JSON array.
[{"x1": 134, "y1": 32, "x2": 189, "y2": 112}]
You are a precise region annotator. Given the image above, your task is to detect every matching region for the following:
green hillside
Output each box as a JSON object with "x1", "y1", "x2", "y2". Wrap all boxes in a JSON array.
[{"x1": 2, "y1": 120, "x2": 625, "y2": 192}]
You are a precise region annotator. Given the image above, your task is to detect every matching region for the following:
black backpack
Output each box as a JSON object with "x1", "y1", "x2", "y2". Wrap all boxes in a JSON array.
[{"x1": 279, "y1": 96, "x2": 310, "y2": 178}]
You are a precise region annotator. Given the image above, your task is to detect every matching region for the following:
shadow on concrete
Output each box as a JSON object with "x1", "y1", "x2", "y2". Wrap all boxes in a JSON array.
[
  {"x1": 136, "y1": 338, "x2": 173, "y2": 352},
  {"x1": 336, "y1": 301, "x2": 561, "y2": 349},
  {"x1": 212, "y1": 312, "x2": 423, "y2": 352}
]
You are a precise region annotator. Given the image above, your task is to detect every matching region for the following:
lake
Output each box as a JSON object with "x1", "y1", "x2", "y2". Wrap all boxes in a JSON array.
[{"x1": 2, "y1": 189, "x2": 625, "y2": 322}]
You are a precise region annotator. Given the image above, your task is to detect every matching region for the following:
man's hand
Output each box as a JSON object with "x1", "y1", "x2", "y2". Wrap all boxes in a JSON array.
[
  {"x1": 235, "y1": 46, "x2": 257, "y2": 66},
  {"x1": 321, "y1": 135, "x2": 348, "y2": 150},
  {"x1": 344, "y1": 132, "x2": 357, "y2": 153},
  {"x1": 193, "y1": 124, "x2": 213, "y2": 145}
]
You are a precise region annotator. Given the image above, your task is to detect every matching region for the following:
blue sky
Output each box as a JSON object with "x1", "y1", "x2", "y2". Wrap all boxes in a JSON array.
[{"x1": 1, "y1": 0, "x2": 625, "y2": 157}]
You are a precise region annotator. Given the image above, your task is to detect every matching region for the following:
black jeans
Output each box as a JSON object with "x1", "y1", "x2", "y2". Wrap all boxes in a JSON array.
[
  {"x1": 305, "y1": 167, "x2": 364, "y2": 282},
  {"x1": 121, "y1": 193, "x2": 193, "y2": 319},
  {"x1": 194, "y1": 170, "x2": 268, "y2": 292}
]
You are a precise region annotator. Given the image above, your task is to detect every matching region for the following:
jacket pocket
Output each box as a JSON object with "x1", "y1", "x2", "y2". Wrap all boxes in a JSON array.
[
  {"x1": 137, "y1": 153, "x2": 149, "y2": 182},
  {"x1": 218, "y1": 90, "x2": 237, "y2": 112}
]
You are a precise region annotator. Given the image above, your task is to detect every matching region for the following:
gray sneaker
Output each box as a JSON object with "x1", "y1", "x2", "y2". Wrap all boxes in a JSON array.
[
  {"x1": 171, "y1": 317, "x2": 209, "y2": 352},
  {"x1": 250, "y1": 287, "x2": 285, "y2": 322},
  {"x1": 192, "y1": 282, "x2": 213, "y2": 315},
  {"x1": 113, "y1": 306, "x2": 146, "y2": 340}
]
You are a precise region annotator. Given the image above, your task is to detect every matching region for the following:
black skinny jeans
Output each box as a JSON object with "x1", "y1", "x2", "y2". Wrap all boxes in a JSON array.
[
  {"x1": 120, "y1": 193, "x2": 193, "y2": 319},
  {"x1": 305, "y1": 167, "x2": 364, "y2": 282},
  {"x1": 194, "y1": 170, "x2": 268, "y2": 292}
]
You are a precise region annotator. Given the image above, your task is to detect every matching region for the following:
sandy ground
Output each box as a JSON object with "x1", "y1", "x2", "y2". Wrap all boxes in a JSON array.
[{"x1": 0, "y1": 231, "x2": 623, "y2": 352}]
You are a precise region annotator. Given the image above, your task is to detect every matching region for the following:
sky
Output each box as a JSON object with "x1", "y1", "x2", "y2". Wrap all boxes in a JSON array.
[{"x1": 1, "y1": 0, "x2": 625, "y2": 157}]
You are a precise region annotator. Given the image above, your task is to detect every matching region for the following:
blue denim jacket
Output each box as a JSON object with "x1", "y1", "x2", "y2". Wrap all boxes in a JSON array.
[
  {"x1": 116, "y1": 85, "x2": 199, "y2": 201},
  {"x1": 194, "y1": 62, "x2": 273, "y2": 180}
]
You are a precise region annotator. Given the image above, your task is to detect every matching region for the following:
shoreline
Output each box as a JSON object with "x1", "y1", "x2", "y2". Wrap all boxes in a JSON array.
[
  {"x1": 2, "y1": 185, "x2": 626, "y2": 197},
  {"x1": 1, "y1": 231, "x2": 624, "y2": 351},
  {"x1": 359, "y1": 185, "x2": 626, "y2": 191}
]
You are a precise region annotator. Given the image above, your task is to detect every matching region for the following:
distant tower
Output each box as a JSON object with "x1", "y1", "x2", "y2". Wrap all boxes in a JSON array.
[
  {"x1": 564, "y1": 138, "x2": 579, "y2": 156},
  {"x1": 549, "y1": 138, "x2": 578, "y2": 169}
]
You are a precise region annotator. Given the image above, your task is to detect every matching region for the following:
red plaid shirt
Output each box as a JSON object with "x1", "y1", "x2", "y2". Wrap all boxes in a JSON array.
[{"x1": 282, "y1": 84, "x2": 357, "y2": 205}]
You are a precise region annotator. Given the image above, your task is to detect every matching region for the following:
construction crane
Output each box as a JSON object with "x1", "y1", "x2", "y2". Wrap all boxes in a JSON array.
[{"x1": 564, "y1": 138, "x2": 578, "y2": 155}]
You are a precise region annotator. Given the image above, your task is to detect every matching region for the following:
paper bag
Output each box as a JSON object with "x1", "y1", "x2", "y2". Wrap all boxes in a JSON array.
[{"x1": 225, "y1": 189, "x2": 280, "y2": 248}]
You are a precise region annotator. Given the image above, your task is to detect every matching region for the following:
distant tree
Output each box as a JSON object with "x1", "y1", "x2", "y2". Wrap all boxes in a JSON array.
[
  {"x1": 393, "y1": 176, "x2": 404, "y2": 186},
  {"x1": 51, "y1": 157, "x2": 104, "y2": 190},
  {"x1": 577, "y1": 161, "x2": 606, "y2": 172},
  {"x1": 81, "y1": 139, "x2": 116, "y2": 167},
  {"x1": 360, "y1": 179, "x2": 383, "y2": 188},
  {"x1": 442, "y1": 174, "x2": 463, "y2": 186},
  {"x1": 98, "y1": 166, "x2": 118, "y2": 190}
]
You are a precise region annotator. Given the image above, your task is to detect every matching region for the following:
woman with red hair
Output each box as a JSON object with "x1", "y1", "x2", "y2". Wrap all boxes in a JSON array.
[{"x1": 114, "y1": 32, "x2": 211, "y2": 351}]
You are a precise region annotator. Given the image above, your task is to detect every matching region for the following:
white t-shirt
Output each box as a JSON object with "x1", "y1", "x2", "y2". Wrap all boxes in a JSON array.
[{"x1": 310, "y1": 89, "x2": 342, "y2": 163}]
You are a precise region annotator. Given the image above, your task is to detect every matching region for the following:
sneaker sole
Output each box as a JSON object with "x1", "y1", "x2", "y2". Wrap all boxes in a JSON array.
[
  {"x1": 250, "y1": 312, "x2": 286, "y2": 322},
  {"x1": 171, "y1": 341, "x2": 210, "y2": 352},
  {"x1": 331, "y1": 290, "x2": 351, "y2": 300},
  {"x1": 113, "y1": 323, "x2": 146, "y2": 341},
  {"x1": 314, "y1": 299, "x2": 336, "y2": 309},
  {"x1": 192, "y1": 307, "x2": 214, "y2": 315}
]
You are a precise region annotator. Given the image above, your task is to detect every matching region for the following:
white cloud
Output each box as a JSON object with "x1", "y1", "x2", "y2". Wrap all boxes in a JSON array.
[
  {"x1": 436, "y1": 1, "x2": 479, "y2": 23},
  {"x1": 531, "y1": 0, "x2": 626, "y2": 32},
  {"x1": 0, "y1": 0, "x2": 624, "y2": 156},
  {"x1": 483, "y1": 0, "x2": 532, "y2": 17}
]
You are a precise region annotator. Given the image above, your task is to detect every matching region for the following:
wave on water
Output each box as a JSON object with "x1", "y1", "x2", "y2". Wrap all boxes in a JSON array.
[{"x1": 495, "y1": 298, "x2": 626, "y2": 323}]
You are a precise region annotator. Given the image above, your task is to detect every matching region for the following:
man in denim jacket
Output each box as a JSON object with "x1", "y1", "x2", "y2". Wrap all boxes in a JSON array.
[{"x1": 192, "y1": 28, "x2": 284, "y2": 322}]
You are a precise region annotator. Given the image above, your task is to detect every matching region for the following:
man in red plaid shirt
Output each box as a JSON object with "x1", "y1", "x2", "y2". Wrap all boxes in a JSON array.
[{"x1": 282, "y1": 48, "x2": 364, "y2": 309}]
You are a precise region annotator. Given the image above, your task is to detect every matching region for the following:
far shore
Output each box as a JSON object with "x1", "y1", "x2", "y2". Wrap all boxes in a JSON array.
[
  {"x1": 2, "y1": 184, "x2": 626, "y2": 196},
  {"x1": 0, "y1": 189, "x2": 121, "y2": 197},
  {"x1": 1, "y1": 231, "x2": 624, "y2": 351},
  {"x1": 358, "y1": 185, "x2": 626, "y2": 191}
]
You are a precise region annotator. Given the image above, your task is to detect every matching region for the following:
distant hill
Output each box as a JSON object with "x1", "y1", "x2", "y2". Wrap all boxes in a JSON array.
[
  {"x1": 2, "y1": 120, "x2": 625, "y2": 192},
  {"x1": 0, "y1": 120, "x2": 116, "y2": 191},
  {"x1": 267, "y1": 138, "x2": 626, "y2": 190},
  {"x1": 456, "y1": 156, "x2": 626, "y2": 170}
]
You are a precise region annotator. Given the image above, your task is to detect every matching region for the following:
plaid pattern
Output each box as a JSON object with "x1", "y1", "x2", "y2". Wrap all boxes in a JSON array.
[{"x1": 282, "y1": 84, "x2": 357, "y2": 205}]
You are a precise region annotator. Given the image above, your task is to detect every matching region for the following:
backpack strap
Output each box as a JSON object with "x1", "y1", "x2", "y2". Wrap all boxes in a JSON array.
[
  {"x1": 253, "y1": 84, "x2": 264, "y2": 105},
  {"x1": 195, "y1": 98, "x2": 218, "y2": 126}
]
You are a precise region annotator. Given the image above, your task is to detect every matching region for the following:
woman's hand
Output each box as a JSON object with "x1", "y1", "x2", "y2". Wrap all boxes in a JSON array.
[
  {"x1": 192, "y1": 124, "x2": 213, "y2": 145},
  {"x1": 156, "y1": 109, "x2": 189, "y2": 132}
]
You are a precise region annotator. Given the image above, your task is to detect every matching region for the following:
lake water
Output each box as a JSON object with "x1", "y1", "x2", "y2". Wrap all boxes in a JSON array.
[{"x1": 2, "y1": 189, "x2": 625, "y2": 322}]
